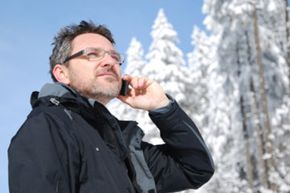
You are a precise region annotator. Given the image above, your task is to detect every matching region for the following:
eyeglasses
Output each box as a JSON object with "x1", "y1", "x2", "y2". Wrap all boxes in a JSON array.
[{"x1": 63, "y1": 47, "x2": 125, "y2": 65}]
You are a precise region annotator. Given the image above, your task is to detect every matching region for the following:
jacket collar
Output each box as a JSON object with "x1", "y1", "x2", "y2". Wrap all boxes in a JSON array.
[
  {"x1": 30, "y1": 83, "x2": 103, "y2": 109},
  {"x1": 38, "y1": 83, "x2": 76, "y2": 98}
]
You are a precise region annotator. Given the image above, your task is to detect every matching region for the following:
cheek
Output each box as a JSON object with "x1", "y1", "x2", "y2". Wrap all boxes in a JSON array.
[
  {"x1": 68, "y1": 65, "x2": 93, "y2": 83},
  {"x1": 73, "y1": 63, "x2": 95, "y2": 76},
  {"x1": 114, "y1": 65, "x2": 122, "y2": 77}
]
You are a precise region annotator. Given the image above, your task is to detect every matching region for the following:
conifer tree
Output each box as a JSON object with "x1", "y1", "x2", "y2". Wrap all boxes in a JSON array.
[
  {"x1": 144, "y1": 8, "x2": 187, "y2": 104},
  {"x1": 140, "y1": 8, "x2": 189, "y2": 143},
  {"x1": 200, "y1": 0, "x2": 290, "y2": 192},
  {"x1": 124, "y1": 37, "x2": 145, "y2": 76}
]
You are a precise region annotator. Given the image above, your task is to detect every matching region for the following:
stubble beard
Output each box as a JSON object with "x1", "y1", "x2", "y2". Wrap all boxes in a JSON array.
[
  {"x1": 67, "y1": 66, "x2": 122, "y2": 104},
  {"x1": 72, "y1": 77, "x2": 121, "y2": 104},
  {"x1": 89, "y1": 77, "x2": 121, "y2": 101}
]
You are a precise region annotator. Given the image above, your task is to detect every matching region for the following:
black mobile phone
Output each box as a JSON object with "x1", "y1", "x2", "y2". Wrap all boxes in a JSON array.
[{"x1": 119, "y1": 79, "x2": 129, "y2": 96}]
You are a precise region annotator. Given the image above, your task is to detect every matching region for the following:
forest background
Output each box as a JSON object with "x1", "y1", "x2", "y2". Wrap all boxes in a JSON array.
[
  {"x1": 110, "y1": 1, "x2": 290, "y2": 192},
  {"x1": 1, "y1": 0, "x2": 290, "y2": 193}
]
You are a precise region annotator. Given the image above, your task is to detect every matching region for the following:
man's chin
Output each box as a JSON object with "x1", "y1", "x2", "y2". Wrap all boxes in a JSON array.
[
  {"x1": 100, "y1": 78, "x2": 121, "y2": 90},
  {"x1": 93, "y1": 84, "x2": 120, "y2": 97}
]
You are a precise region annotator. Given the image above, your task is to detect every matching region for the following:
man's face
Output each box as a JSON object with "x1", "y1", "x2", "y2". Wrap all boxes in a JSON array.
[{"x1": 65, "y1": 33, "x2": 122, "y2": 103}]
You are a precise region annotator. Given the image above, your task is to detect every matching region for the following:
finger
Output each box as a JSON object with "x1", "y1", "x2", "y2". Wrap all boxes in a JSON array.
[
  {"x1": 117, "y1": 95, "x2": 130, "y2": 106},
  {"x1": 122, "y1": 74, "x2": 133, "y2": 83},
  {"x1": 117, "y1": 93, "x2": 135, "y2": 107},
  {"x1": 130, "y1": 76, "x2": 139, "y2": 89},
  {"x1": 124, "y1": 76, "x2": 150, "y2": 90},
  {"x1": 138, "y1": 77, "x2": 146, "y2": 89},
  {"x1": 143, "y1": 78, "x2": 153, "y2": 89}
]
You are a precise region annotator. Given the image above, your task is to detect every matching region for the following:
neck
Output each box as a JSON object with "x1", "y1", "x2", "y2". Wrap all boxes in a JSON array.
[
  {"x1": 93, "y1": 95, "x2": 111, "y2": 106},
  {"x1": 83, "y1": 92, "x2": 113, "y2": 106}
]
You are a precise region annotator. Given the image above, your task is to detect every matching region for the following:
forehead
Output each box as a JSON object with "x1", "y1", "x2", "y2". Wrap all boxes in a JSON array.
[{"x1": 71, "y1": 33, "x2": 114, "y2": 51}]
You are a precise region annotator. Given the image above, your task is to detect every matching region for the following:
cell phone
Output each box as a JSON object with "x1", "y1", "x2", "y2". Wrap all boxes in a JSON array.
[{"x1": 119, "y1": 79, "x2": 129, "y2": 96}]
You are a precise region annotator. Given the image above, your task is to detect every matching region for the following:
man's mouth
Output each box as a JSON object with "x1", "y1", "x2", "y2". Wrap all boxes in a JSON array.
[{"x1": 97, "y1": 71, "x2": 119, "y2": 80}]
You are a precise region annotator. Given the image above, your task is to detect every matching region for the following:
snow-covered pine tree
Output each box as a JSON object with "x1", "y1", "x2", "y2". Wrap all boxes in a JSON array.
[
  {"x1": 197, "y1": 1, "x2": 253, "y2": 192},
  {"x1": 140, "y1": 8, "x2": 189, "y2": 144},
  {"x1": 110, "y1": 9, "x2": 189, "y2": 146},
  {"x1": 124, "y1": 37, "x2": 146, "y2": 76},
  {"x1": 256, "y1": 0, "x2": 290, "y2": 190},
  {"x1": 186, "y1": 26, "x2": 234, "y2": 193},
  {"x1": 201, "y1": 0, "x2": 290, "y2": 192},
  {"x1": 186, "y1": 27, "x2": 211, "y2": 120},
  {"x1": 144, "y1": 8, "x2": 187, "y2": 104}
]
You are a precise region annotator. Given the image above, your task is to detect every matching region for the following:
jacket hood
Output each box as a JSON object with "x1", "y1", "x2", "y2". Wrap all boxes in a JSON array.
[{"x1": 38, "y1": 83, "x2": 76, "y2": 98}]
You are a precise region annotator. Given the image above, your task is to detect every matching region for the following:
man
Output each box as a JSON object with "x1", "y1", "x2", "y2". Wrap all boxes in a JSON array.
[{"x1": 8, "y1": 20, "x2": 214, "y2": 193}]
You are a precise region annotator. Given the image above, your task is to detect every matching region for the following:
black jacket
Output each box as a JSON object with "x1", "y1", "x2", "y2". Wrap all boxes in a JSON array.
[{"x1": 8, "y1": 83, "x2": 214, "y2": 193}]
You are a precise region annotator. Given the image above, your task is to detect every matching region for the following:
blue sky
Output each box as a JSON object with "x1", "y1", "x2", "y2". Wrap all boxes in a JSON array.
[{"x1": 0, "y1": 0, "x2": 204, "y2": 192}]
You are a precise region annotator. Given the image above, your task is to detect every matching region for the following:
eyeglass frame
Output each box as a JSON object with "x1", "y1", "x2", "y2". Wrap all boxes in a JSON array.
[{"x1": 62, "y1": 47, "x2": 125, "y2": 65}]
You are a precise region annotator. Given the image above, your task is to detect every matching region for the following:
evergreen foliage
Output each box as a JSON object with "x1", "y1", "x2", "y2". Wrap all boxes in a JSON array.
[{"x1": 109, "y1": 2, "x2": 290, "y2": 192}]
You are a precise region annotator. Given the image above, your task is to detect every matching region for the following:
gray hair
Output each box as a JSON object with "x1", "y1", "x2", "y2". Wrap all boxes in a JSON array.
[{"x1": 49, "y1": 20, "x2": 115, "y2": 81}]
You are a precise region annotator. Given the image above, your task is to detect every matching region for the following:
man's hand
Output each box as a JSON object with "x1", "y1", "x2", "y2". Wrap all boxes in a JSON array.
[{"x1": 117, "y1": 75, "x2": 170, "y2": 111}]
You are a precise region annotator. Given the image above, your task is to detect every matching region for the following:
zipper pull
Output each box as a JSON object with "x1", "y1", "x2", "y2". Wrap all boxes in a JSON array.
[{"x1": 50, "y1": 98, "x2": 60, "y2": 106}]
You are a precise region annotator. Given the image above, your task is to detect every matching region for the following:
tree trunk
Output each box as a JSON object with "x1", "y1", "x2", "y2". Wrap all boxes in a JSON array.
[
  {"x1": 245, "y1": 30, "x2": 267, "y2": 192},
  {"x1": 285, "y1": 0, "x2": 290, "y2": 88},
  {"x1": 250, "y1": 79, "x2": 268, "y2": 190},
  {"x1": 253, "y1": 4, "x2": 276, "y2": 191},
  {"x1": 240, "y1": 96, "x2": 254, "y2": 191}
]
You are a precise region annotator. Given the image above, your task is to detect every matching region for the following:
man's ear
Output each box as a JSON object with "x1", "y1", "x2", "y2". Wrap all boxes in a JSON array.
[{"x1": 52, "y1": 64, "x2": 70, "y2": 84}]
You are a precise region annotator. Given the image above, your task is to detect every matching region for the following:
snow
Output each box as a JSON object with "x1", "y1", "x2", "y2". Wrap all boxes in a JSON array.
[{"x1": 109, "y1": 1, "x2": 290, "y2": 192}]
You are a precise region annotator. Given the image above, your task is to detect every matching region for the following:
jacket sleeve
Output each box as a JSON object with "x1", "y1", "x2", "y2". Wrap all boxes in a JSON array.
[
  {"x1": 141, "y1": 100, "x2": 215, "y2": 193},
  {"x1": 8, "y1": 110, "x2": 78, "y2": 193}
]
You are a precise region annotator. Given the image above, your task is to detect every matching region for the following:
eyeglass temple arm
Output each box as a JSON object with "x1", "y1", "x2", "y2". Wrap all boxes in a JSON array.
[{"x1": 63, "y1": 50, "x2": 84, "y2": 64}]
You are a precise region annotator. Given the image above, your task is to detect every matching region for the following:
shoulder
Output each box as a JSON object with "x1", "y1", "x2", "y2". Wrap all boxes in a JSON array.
[{"x1": 11, "y1": 105, "x2": 74, "y2": 145}]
